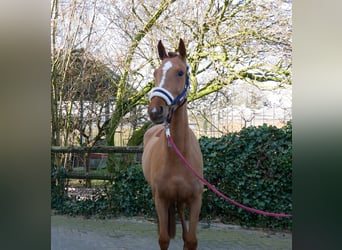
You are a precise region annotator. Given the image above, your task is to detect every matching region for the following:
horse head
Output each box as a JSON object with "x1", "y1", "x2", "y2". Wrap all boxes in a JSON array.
[{"x1": 148, "y1": 38, "x2": 190, "y2": 124}]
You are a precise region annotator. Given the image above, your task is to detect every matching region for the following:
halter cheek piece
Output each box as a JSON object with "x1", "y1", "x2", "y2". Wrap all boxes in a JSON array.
[{"x1": 149, "y1": 65, "x2": 190, "y2": 123}]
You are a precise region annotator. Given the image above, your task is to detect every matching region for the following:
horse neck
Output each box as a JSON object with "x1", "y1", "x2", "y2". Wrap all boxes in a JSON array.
[{"x1": 168, "y1": 104, "x2": 189, "y2": 151}]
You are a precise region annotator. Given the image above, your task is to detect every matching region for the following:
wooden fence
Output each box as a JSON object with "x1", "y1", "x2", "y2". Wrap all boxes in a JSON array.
[
  {"x1": 51, "y1": 146, "x2": 143, "y2": 181},
  {"x1": 51, "y1": 146, "x2": 143, "y2": 153}
]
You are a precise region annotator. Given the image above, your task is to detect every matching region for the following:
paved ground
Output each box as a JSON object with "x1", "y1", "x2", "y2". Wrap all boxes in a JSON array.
[{"x1": 51, "y1": 215, "x2": 291, "y2": 250}]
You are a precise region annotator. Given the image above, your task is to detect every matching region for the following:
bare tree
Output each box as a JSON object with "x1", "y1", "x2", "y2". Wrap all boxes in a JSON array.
[
  {"x1": 51, "y1": 0, "x2": 120, "y2": 173},
  {"x1": 51, "y1": 0, "x2": 291, "y2": 150},
  {"x1": 51, "y1": 0, "x2": 119, "y2": 148},
  {"x1": 101, "y1": 0, "x2": 291, "y2": 143}
]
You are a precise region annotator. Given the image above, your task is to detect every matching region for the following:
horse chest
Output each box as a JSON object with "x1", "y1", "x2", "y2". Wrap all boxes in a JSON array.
[{"x1": 154, "y1": 172, "x2": 200, "y2": 201}]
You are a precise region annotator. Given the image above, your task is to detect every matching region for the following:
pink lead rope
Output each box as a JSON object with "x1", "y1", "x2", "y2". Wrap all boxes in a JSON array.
[{"x1": 166, "y1": 128, "x2": 292, "y2": 218}]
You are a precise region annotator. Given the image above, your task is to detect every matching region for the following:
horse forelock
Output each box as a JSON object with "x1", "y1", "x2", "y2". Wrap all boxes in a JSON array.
[{"x1": 167, "y1": 51, "x2": 178, "y2": 57}]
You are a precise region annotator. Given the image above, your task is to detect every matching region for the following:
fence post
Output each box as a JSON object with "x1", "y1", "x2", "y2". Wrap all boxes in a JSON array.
[{"x1": 85, "y1": 152, "x2": 91, "y2": 187}]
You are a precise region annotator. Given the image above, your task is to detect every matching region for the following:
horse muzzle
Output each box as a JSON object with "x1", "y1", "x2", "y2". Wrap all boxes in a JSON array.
[{"x1": 148, "y1": 98, "x2": 169, "y2": 124}]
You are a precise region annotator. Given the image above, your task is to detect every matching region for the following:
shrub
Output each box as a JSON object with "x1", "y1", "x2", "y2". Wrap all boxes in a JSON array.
[
  {"x1": 108, "y1": 165, "x2": 155, "y2": 217},
  {"x1": 51, "y1": 122, "x2": 292, "y2": 229},
  {"x1": 51, "y1": 165, "x2": 155, "y2": 219},
  {"x1": 51, "y1": 165, "x2": 68, "y2": 211},
  {"x1": 199, "y1": 122, "x2": 292, "y2": 229}
]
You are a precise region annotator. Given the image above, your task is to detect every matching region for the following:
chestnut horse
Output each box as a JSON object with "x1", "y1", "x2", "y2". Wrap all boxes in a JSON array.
[{"x1": 142, "y1": 39, "x2": 203, "y2": 250}]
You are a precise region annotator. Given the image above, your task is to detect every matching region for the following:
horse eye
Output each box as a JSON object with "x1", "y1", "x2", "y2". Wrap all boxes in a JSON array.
[{"x1": 177, "y1": 70, "x2": 184, "y2": 77}]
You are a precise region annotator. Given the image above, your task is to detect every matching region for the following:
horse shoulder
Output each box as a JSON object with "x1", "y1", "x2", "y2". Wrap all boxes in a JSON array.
[{"x1": 142, "y1": 124, "x2": 165, "y2": 184}]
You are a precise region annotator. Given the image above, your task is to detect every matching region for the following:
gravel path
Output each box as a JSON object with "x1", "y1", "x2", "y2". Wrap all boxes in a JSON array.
[{"x1": 51, "y1": 215, "x2": 291, "y2": 250}]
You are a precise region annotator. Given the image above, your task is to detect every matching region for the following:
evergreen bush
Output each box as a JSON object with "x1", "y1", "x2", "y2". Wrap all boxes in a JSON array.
[
  {"x1": 51, "y1": 122, "x2": 292, "y2": 229},
  {"x1": 199, "y1": 122, "x2": 292, "y2": 229}
]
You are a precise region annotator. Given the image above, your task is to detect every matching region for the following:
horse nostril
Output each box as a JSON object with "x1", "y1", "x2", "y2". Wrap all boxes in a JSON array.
[
  {"x1": 151, "y1": 106, "x2": 163, "y2": 115},
  {"x1": 158, "y1": 106, "x2": 163, "y2": 114},
  {"x1": 149, "y1": 106, "x2": 165, "y2": 124}
]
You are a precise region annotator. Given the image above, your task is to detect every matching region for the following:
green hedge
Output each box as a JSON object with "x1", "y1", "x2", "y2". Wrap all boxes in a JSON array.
[
  {"x1": 52, "y1": 122, "x2": 292, "y2": 229},
  {"x1": 199, "y1": 122, "x2": 292, "y2": 229},
  {"x1": 51, "y1": 165, "x2": 156, "y2": 219}
]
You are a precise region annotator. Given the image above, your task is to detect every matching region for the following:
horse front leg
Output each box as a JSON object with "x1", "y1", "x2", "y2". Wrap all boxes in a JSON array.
[
  {"x1": 155, "y1": 196, "x2": 170, "y2": 250},
  {"x1": 177, "y1": 202, "x2": 188, "y2": 242},
  {"x1": 184, "y1": 196, "x2": 202, "y2": 250}
]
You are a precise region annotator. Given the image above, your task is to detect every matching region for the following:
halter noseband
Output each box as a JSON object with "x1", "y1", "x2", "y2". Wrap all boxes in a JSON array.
[{"x1": 149, "y1": 64, "x2": 190, "y2": 123}]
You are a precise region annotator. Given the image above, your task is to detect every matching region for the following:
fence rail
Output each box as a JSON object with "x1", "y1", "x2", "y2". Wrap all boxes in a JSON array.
[
  {"x1": 61, "y1": 172, "x2": 116, "y2": 180},
  {"x1": 51, "y1": 146, "x2": 143, "y2": 154},
  {"x1": 52, "y1": 146, "x2": 143, "y2": 182}
]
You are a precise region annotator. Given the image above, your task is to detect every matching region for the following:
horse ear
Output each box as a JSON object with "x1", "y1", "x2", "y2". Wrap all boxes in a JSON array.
[
  {"x1": 158, "y1": 40, "x2": 167, "y2": 60},
  {"x1": 178, "y1": 38, "x2": 186, "y2": 58}
]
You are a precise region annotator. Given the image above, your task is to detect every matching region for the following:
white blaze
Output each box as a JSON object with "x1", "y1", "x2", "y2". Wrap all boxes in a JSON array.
[{"x1": 159, "y1": 61, "x2": 173, "y2": 88}]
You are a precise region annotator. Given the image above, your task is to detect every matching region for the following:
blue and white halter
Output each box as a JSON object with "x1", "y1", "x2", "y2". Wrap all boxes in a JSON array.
[{"x1": 149, "y1": 63, "x2": 190, "y2": 123}]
